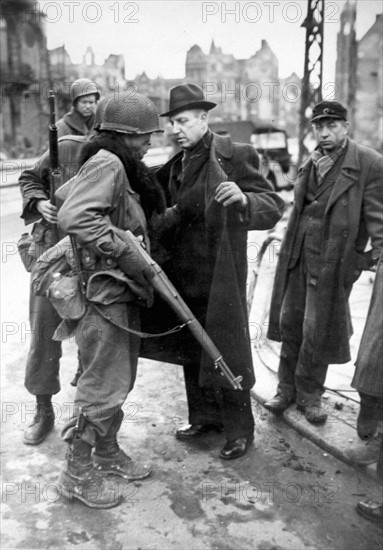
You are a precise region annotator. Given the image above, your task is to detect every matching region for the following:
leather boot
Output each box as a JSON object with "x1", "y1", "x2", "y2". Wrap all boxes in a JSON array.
[
  {"x1": 357, "y1": 393, "x2": 378, "y2": 440},
  {"x1": 93, "y1": 434, "x2": 152, "y2": 481},
  {"x1": 59, "y1": 436, "x2": 122, "y2": 509},
  {"x1": 23, "y1": 395, "x2": 55, "y2": 445}
]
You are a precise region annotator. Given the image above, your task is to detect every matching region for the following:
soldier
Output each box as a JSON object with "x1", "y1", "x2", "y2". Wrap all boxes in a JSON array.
[
  {"x1": 19, "y1": 96, "x2": 108, "y2": 446},
  {"x1": 56, "y1": 78, "x2": 100, "y2": 138},
  {"x1": 56, "y1": 92, "x2": 165, "y2": 508}
]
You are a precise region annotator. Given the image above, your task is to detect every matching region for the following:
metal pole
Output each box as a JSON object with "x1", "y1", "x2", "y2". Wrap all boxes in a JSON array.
[{"x1": 298, "y1": 0, "x2": 325, "y2": 165}]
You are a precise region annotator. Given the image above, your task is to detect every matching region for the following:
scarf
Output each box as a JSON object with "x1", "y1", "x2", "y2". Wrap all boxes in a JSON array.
[
  {"x1": 311, "y1": 138, "x2": 347, "y2": 185},
  {"x1": 181, "y1": 129, "x2": 213, "y2": 183},
  {"x1": 78, "y1": 132, "x2": 166, "y2": 217}
]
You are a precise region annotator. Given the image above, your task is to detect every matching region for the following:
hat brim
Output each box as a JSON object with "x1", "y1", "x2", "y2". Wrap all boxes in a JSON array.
[
  {"x1": 160, "y1": 101, "x2": 216, "y2": 117},
  {"x1": 311, "y1": 114, "x2": 346, "y2": 122}
]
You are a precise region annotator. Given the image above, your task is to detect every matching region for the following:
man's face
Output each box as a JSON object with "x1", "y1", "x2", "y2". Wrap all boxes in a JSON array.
[
  {"x1": 76, "y1": 94, "x2": 98, "y2": 117},
  {"x1": 123, "y1": 133, "x2": 152, "y2": 159},
  {"x1": 169, "y1": 110, "x2": 207, "y2": 149},
  {"x1": 312, "y1": 118, "x2": 349, "y2": 152}
]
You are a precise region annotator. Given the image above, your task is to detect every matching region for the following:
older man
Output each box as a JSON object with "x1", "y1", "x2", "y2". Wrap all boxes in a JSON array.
[
  {"x1": 144, "y1": 84, "x2": 284, "y2": 460},
  {"x1": 265, "y1": 101, "x2": 383, "y2": 423}
]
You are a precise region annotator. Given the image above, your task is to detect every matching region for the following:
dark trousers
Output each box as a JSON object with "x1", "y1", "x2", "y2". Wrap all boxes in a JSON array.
[
  {"x1": 277, "y1": 259, "x2": 328, "y2": 406},
  {"x1": 25, "y1": 279, "x2": 62, "y2": 396},
  {"x1": 183, "y1": 362, "x2": 255, "y2": 442}
]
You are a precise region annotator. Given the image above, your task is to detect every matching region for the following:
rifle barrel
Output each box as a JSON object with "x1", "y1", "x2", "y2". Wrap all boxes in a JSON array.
[{"x1": 125, "y1": 231, "x2": 243, "y2": 390}]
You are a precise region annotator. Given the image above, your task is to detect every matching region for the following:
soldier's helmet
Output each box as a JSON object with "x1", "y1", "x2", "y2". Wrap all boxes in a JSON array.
[
  {"x1": 70, "y1": 78, "x2": 101, "y2": 105},
  {"x1": 100, "y1": 92, "x2": 163, "y2": 134},
  {"x1": 93, "y1": 96, "x2": 112, "y2": 130}
]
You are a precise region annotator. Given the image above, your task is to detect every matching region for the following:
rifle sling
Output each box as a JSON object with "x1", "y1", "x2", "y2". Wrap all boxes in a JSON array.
[{"x1": 93, "y1": 304, "x2": 191, "y2": 339}]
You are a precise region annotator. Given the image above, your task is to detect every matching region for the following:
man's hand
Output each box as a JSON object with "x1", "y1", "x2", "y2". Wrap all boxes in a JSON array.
[
  {"x1": 215, "y1": 181, "x2": 248, "y2": 211},
  {"x1": 37, "y1": 200, "x2": 58, "y2": 223}
]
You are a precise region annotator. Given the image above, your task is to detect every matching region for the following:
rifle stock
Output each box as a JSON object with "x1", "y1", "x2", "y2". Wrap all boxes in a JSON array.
[
  {"x1": 48, "y1": 89, "x2": 60, "y2": 243},
  {"x1": 124, "y1": 230, "x2": 243, "y2": 390}
]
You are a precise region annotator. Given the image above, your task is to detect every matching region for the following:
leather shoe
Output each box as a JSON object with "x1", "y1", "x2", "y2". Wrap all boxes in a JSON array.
[
  {"x1": 344, "y1": 435, "x2": 381, "y2": 466},
  {"x1": 220, "y1": 435, "x2": 254, "y2": 460},
  {"x1": 175, "y1": 423, "x2": 223, "y2": 440},
  {"x1": 23, "y1": 408, "x2": 55, "y2": 445},
  {"x1": 264, "y1": 394, "x2": 294, "y2": 413},
  {"x1": 357, "y1": 500, "x2": 383, "y2": 525}
]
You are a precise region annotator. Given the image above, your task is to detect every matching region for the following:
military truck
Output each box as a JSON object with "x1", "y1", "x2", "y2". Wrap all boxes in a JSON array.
[{"x1": 209, "y1": 120, "x2": 291, "y2": 174}]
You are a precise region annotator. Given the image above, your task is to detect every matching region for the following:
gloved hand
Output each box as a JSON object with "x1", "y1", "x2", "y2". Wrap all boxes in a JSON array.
[{"x1": 116, "y1": 242, "x2": 156, "y2": 288}]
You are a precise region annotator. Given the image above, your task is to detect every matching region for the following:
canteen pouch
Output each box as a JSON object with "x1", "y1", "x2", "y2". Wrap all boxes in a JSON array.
[
  {"x1": 17, "y1": 233, "x2": 34, "y2": 272},
  {"x1": 31, "y1": 236, "x2": 72, "y2": 296},
  {"x1": 48, "y1": 275, "x2": 86, "y2": 320}
]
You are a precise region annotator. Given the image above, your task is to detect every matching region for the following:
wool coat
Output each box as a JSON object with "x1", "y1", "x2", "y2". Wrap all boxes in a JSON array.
[
  {"x1": 267, "y1": 138, "x2": 383, "y2": 365},
  {"x1": 352, "y1": 251, "x2": 383, "y2": 398},
  {"x1": 140, "y1": 133, "x2": 285, "y2": 389},
  {"x1": 56, "y1": 107, "x2": 95, "y2": 138}
]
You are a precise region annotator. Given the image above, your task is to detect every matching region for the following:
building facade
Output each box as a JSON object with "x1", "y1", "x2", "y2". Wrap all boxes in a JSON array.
[{"x1": 335, "y1": 1, "x2": 382, "y2": 152}]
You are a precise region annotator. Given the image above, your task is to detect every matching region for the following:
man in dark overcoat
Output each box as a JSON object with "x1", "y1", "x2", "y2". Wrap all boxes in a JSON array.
[
  {"x1": 264, "y1": 100, "x2": 383, "y2": 423},
  {"x1": 143, "y1": 84, "x2": 285, "y2": 460}
]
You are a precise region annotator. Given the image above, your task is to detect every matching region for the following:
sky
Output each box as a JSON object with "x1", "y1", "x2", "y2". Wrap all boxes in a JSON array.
[{"x1": 38, "y1": 0, "x2": 382, "y2": 85}]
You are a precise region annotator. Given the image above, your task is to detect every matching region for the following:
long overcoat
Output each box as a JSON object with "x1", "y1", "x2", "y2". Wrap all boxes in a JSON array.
[
  {"x1": 267, "y1": 138, "x2": 383, "y2": 365},
  {"x1": 140, "y1": 133, "x2": 285, "y2": 389},
  {"x1": 352, "y1": 251, "x2": 383, "y2": 397}
]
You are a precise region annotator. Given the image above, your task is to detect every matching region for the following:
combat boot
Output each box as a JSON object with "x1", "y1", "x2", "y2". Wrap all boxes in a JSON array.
[
  {"x1": 59, "y1": 436, "x2": 122, "y2": 509},
  {"x1": 23, "y1": 395, "x2": 55, "y2": 445},
  {"x1": 93, "y1": 434, "x2": 152, "y2": 481}
]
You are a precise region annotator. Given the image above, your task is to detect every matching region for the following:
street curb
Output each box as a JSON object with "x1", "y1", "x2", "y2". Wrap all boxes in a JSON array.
[{"x1": 250, "y1": 372, "x2": 378, "y2": 481}]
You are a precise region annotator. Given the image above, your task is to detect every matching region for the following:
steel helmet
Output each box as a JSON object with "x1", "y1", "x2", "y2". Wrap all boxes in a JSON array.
[
  {"x1": 100, "y1": 92, "x2": 163, "y2": 134},
  {"x1": 70, "y1": 78, "x2": 101, "y2": 105},
  {"x1": 93, "y1": 95, "x2": 112, "y2": 130}
]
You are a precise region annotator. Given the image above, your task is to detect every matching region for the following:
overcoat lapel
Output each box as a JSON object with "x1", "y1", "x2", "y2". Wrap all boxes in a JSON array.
[{"x1": 325, "y1": 140, "x2": 360, "y2": 214}]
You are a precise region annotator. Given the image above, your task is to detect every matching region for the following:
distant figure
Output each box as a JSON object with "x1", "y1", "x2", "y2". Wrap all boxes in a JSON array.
[
  {"x1": 56, "y1": 78, "x2": 100, "y2": 137},
  {"x1": 264, "y1": 100, "x2": 383, "y2": 424}
]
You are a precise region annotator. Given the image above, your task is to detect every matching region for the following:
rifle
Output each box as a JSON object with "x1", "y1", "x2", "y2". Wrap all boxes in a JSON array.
[
  {"x1": 123, "y1": 230, "x2": 243, "y2": 391},
  {"x1": 48, "y1": 89, "x2": 60, "y2": 244}
]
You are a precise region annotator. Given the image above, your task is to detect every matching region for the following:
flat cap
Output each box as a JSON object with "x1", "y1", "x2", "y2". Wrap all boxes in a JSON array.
[{"x1": 311, "y1": 101, "x2": 348, "y2": 122}]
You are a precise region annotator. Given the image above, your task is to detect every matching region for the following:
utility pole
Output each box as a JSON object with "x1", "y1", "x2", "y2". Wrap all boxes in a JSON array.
[{"x1": 298, "y1": 0, "x2": 325, "y2": 165}]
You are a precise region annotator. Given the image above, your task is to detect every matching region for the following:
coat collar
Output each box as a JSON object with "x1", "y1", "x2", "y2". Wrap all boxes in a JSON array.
[
  {"x1": 63, "y1": 108, "x2": 92, "y2": 135},
  {"x1": 211, "y1": 132, "x2": 234, "y2": 159},
  {"x1": 295, "y1": 138, "x2": 360, "y2": 213},
  {"x1": 325, "y1": 138, "x2": 360, "y2": 212}
]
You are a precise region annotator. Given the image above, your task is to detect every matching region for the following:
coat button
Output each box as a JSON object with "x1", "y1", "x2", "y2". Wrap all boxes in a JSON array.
[
  {"x1": 343, "y1": 230, "x2": 348, "y2": 237},
  {"x1": 342, "y1": 199, "x2": 348, "y2": 206},
  {"x1": 106, "y1": 259, "x2": 112, "y2": 265}
]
